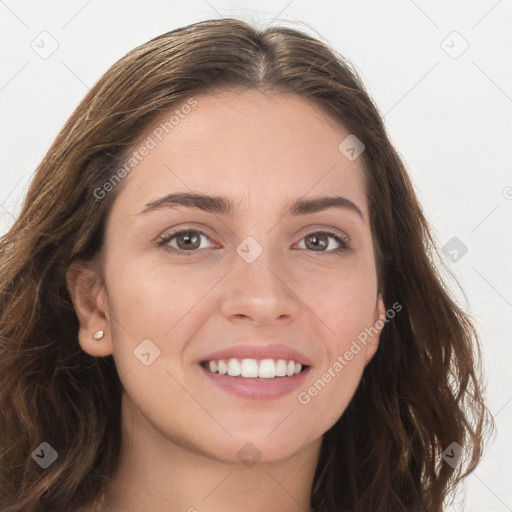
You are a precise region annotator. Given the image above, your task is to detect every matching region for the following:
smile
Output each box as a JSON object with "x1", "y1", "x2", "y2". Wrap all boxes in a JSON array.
[
  {"x1": 199, "y1": 359, "x2": 311, "y2": 400},
  {"x1": 201, "y1": 358, "x2": 307, "y2": 379}
]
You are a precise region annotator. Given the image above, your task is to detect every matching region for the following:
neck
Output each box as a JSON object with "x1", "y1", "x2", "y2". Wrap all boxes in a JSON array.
[{"x1": 100, "y1": 392, "x2": 321, "y2": 512}]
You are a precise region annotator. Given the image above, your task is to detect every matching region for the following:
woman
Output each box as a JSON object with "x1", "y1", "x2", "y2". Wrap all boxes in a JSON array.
[{"x1": 0, "y1": 18, "x2": 492, "y2": 512}]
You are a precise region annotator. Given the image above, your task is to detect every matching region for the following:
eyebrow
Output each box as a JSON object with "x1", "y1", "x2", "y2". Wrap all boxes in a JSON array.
[{"x1": 137, "y1": 192, "x2": 365, "y2": 221}]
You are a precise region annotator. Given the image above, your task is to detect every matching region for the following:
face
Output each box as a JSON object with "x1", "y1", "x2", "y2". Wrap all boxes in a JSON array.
[{"x1": 69, "y1": 89, "x2": 385, "y2": 464}]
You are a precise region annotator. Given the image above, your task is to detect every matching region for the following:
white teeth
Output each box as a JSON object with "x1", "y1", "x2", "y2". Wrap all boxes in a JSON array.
[
  {"x1": 204, "y1": 358, "x2": 306, "y2": 378},
  {"x1": 276, "y1": 359, "x2": 287, "y2": 376},
  {"x1": 227, "y1": 358, "x2": 241, "y2": 376},
  {"x1": 259, "y1": 359, "x2": 276, "y2": 379},
  {"x1": 240, "y1": 358, "x2": 259, "y2": 378},
  {"x1": 218, "y1": 360, "x2": 227, "y2": 375}
]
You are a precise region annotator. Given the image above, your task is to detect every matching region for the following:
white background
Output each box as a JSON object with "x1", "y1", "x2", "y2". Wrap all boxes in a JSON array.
[{"x1": 1, "y1": 1, "x2": 511, "y2": 510}]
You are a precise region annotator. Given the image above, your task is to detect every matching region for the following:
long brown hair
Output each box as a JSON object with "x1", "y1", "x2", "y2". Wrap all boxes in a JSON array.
[{"x1": 0, "y1": 18, "x2": 492, "y2": 511}]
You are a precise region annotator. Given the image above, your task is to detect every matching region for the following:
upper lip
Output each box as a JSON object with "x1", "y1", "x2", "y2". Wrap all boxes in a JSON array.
[{"x1": 200, "y1": 343, "x2": 312, "y2": 366}]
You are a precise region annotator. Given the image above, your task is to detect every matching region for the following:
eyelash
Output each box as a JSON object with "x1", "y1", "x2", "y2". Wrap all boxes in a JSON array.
[{"x1": 156, "y1": 227, "x2": 351, "y2": 256}]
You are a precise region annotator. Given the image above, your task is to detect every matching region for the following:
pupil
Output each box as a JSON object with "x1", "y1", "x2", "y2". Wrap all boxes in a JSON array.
[
  {"x1": 307, "y1": 234, "x2": 327, "y2": 251},
  {"x1": 180, "y1": 231, "x2": 199, "y2": 250}
]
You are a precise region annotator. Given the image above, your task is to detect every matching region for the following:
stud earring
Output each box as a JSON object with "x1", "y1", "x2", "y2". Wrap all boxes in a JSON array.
[{"x1": 93, "y1": 330, "x2": 104, "y2": 340}]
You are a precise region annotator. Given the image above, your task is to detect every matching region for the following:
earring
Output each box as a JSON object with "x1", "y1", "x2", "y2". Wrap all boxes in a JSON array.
[{"x1": 93, "y1": 330, "x2": 104, "y2": 340}]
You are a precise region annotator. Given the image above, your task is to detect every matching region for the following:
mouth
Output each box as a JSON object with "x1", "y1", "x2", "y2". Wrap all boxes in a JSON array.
[
  {"x1": 198, "y1": 357, "x2": 311, "y2": 400},
  {"x1": 200, "y1": 358, "x2": 310, "y2": 380},
  {"x1": 197, "y1": 343, "x2": 312, "y2": 399}
]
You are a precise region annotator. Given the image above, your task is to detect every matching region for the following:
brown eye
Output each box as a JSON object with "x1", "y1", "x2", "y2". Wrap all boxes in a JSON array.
[
  {"x1": 175, "y1": 231, "x2": 201, "y2": 251},
  {"x1": 297, "y1": 231, "x2": 349, "y2": 253},
  {"x1": 157, "y1": 229, "x2": 214, "y2": 255},
  {"x1": 304, "y1": 233, "x2": 329, "y2": 251}
]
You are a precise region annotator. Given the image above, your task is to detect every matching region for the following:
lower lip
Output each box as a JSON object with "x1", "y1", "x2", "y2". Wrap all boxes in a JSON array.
[{"x1": 200, "y1": 365, "x2": 311, "y2": 400}]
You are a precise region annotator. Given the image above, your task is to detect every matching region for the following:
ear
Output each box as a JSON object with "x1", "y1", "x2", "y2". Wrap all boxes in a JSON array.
[
  {"x1": 364, "y1": 293, "x2": 386, "y2": 365},
  {"x1": 66, "y1": 260, "x2": 113, "y2": 357}
]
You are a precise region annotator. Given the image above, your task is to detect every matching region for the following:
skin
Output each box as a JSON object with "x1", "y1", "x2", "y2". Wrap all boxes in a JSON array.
[{"x1": 67, "y1": 89, "x2": 386, "y2": 512}]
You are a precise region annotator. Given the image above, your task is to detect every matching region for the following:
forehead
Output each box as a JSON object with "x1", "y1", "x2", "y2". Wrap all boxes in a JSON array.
[{"x1": 109, "y1": 89, "x2": 368, "y2": 219}]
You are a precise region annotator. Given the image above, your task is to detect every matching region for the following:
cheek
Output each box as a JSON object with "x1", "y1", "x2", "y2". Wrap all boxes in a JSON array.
[
  {"x1": 293, "y1": 264, "x2": 378, "y2": 427},
  {"x1": 104, "y1": 254, "x2": 225, "y2": 384},
  {"x1": 296, "y1": 276, "x2": 376, "y2": 423},
  {"x1": 105, "y1": 254, "x2": 216, "y2": 335},
  {"x1": 294, "y1": 262, "x2": 378, "y2": 348},
  {"x1": 103, "y1": 256, "x2": 204, "y2": 434}
]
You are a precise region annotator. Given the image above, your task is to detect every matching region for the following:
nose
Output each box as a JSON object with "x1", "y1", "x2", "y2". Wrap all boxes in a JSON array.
[{"x1": 220, "y1": 245, "x2": 300, "y2": 326}]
